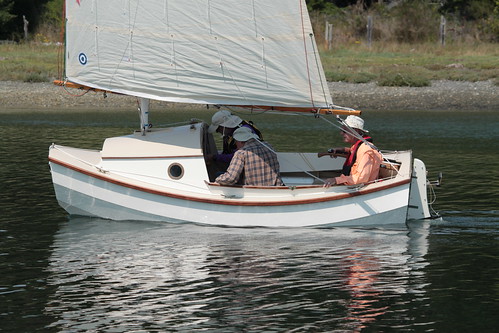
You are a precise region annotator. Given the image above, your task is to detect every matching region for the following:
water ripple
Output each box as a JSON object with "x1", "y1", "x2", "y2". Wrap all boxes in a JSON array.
[
  {"x1": 39, "y1": 219, "x2": 435, "y2": 331},
  {"x1": 2, "y1": 110, "x2": 498, "y2": 332}
]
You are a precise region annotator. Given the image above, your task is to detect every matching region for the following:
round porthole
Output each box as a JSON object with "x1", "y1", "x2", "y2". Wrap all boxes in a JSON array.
[{"x1": 168, "y1": 163, "x2": 184, "y2": 180}]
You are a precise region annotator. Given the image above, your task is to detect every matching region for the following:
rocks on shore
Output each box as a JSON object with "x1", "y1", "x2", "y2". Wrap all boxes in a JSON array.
[{"x1": 0, "y1": 80, "x2": 497, "y2": 112}]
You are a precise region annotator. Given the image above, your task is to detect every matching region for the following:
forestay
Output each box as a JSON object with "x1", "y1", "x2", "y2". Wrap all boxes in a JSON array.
[{"x1": 65, "y1": 0, "x2": 332, "y2": 108}]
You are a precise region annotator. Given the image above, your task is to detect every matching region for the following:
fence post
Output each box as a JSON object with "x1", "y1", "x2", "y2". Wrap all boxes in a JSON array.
[
  {"x1": 366, "y1": 15, "x2": 373, "y2": 48},
  {"x1": 325, "y1": 21, "x2": 329, "y2": 49},
  {"x1": 439, "y1": 15, "x2": 446, "y2": 46},
  {"x1": 325, "y1": 21, "x2": 333, "y2": 50},
  {"x1": 23, "y1": 15, "x2": 29, "y2": 41}
]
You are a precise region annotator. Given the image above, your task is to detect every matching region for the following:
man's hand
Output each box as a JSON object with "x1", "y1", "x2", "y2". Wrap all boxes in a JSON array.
[{"x1": 323, "y1": 178, "x2": 337, "y2": 188}]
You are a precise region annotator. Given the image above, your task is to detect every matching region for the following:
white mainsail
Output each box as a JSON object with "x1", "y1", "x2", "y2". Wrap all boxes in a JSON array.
[{"x1": 64, "y1": 0, "x2": 332, "y2": 109}]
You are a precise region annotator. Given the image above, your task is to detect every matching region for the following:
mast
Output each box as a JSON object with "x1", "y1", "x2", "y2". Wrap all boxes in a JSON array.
[{"x1": 139, "y1": 98, "x2": 150, "y2": 135}]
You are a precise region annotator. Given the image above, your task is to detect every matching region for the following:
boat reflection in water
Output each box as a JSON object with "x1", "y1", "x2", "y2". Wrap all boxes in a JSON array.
[
  {"x1": 341, "y1": 222, "x2": 429, "y2": 330},
  {"x1": 45, "y1": 218, "x2": 430, "y2": 331}
]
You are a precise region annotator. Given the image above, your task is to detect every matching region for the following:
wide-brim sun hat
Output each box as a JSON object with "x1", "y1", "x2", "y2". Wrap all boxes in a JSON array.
[
  {"x1": 343, "y1": 115, "x2": 368, "y2": 133},
  {"x1": 208, "y1": 110, "x2": 242, "y2": 133},
  {"x1": 232, "y1": 126, "x2": 259, "y2": 142}
]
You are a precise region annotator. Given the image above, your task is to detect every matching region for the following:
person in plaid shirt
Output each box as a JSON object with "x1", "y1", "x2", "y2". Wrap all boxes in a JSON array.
[{"x1": 215, "y1": 127, "x2": 283, "y2": 186}]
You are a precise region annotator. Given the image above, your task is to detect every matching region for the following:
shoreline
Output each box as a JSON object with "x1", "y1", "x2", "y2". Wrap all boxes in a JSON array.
[{"x1": 0, "y1": 80, "x2": 497, "y2": 112}]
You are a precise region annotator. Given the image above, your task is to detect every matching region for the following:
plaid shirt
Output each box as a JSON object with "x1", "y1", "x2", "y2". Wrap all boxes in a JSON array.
[{"x1": 215, "y1": 139, "x2": 283, "y2": 186}]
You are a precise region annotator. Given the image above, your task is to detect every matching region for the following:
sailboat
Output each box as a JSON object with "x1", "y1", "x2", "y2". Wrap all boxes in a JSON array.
[{"x1": 49, "y1": 0, "x2": 438, "y2": 227}]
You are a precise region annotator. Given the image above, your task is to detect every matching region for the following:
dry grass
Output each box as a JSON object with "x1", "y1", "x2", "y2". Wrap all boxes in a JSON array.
[
  {"x1": 0, "y1": 40, "x2": 497, "y2": 87},
  {"x1": 0, "y1": 43, "x2": 59, "y2": 82},
  {"x1": 320, "y1": 41, "x2": 498, "y2": 86}
]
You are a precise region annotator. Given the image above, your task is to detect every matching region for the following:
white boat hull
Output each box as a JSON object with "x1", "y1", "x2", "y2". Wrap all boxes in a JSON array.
[
  {"x1": 49, "y1": 123, "x2": 430, "y2": 227},
  {"x1": 50, "y1": 167, "x2": 410, "y2": 227}
]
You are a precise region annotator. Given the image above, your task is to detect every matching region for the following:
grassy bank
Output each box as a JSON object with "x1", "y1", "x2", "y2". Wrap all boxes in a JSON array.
[
  {"x1": 0, "y1": 41, "x2": 497, "y2": 87},
  {"x1": 0, "y1": 43, "x2": 59, "y2": 82},
  {"x1": 321, "y1": 42, "x2": 498, "y2": 87}
]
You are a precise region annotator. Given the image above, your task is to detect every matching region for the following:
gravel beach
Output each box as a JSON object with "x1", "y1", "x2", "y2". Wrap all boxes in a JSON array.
[{"x1": 0, "y1": 80, "x2": 497, "y2": 112}]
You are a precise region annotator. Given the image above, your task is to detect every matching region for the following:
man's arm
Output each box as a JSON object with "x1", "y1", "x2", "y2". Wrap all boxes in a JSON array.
[
  {"x1": 215, "y1": 151, "x2": 245, "y2": 185},
  {"x1": 317, "y1": 147, "x2": 349, "y2": 158}
]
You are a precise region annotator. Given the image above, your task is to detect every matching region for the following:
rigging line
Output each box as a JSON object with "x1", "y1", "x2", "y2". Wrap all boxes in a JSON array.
[
  {"x1": 129, "y1": 0, "x2": 140, "y2": 79},
  {"x1": 254, "y1": 140, "x2": 326, "y2": 184},
  {"x1": 57, "y1": 0, "x2": 65, "y2": 81},
  {"x1": 163, "y1": 1, "x2": 177, "y2": 84},
  {"x1": 51, "y1": 146, "x2": 208, "y2": 191},
  {"x1": 428, "y1": 183, "x2": 438, "y2": 205},
  {"x1": 309, "y1": 33, "x2": 330, "y2": 106},
  {"x1": 51, "y1": 145, "x2": 103, "y2": 171},
  {"x1": 329, "y1": 103, "x2": 357, "y2": 111},
  {"x1": 335, "y1": 115, "x2": 379, "y2": 151},
  {"x1": 61, "y1": 84, "x2": 91, "y2": 97},
  {"x1": 170, "y1": 34, "x2": 179, "y2": 86},
  {"x1": 331, "y1": 116, "x2": 389, "y2": 166},
  {"x1": 320, "y1": 115, "x2": 401, "y2": 176},
  {"x1": 252, "y1": 0, "x2": 258, "y2": 37},
  {"x1": 378, "y1": 151, "x2": 403, "y2": 175},
  {"x1": 320, "y1": 115, "x2": 376, "y2": 150},
  {"x1": 153, "y1": 119, "x2": 204, "y2": 127},
  {"x1": 213, "y1": 37, "x2": 249, "y2": 103},
  {"x1": 222, "y1": 106, "x2": 268, "y2": 117},
  {"x1": 208, "y1": 0, "x2": 212, "y2": 35},
  {"x1": 112, "y1": 44, "x2": 131, "y2": 85},
  {"x1": 299, "y1": 0, "x2": 315, "y2": 108},
  {"x1": 164, "y1": 0, "x2": 169, "y2": 34},
  {"x1": 257, "y1": 139, "x2": 386, "y2": 188},
  {"x1": 130, "y1": 31, "x2": 135, "y2": 79},
  {"x1": 93, "y1": 0, "x2": 100, "y2": 71},
  {"x1": 428, "y1": 184, "x2": 439, "y2": 216},
  {"x1": 298, "y1": 152, "x2": 317, "y2": 171},
  {"x1": 109, "y1": 1, "x2": 139, "y2": 86},
  {"x1": 261, "y1": 37, "x2": 269, "y2": 88},
  {"x1": 214, "y1": 37, "x2": 226, "y2": 81}
]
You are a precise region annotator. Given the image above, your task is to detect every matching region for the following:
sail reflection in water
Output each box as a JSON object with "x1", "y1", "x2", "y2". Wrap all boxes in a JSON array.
[{"x1": 45, "y1": 219, "x2": 430, "y2": 331}]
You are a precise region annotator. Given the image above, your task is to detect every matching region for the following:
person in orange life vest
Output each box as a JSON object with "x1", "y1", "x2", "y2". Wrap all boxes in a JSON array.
[
  {"x1": 320, "y1": 115, "x2": 382, "y2": 187},
  {"x1": 207, "y1": 110, "x2": 263, "y2": 165}
]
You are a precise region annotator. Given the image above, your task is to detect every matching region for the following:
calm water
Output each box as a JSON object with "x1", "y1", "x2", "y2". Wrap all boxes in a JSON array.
[{"x1": 1, "y1": 108, "x2": 498, "y2": 332}]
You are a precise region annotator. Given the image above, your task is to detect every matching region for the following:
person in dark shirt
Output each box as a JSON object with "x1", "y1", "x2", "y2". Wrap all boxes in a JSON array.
[{"x1": 207, "y1": 110, "x2": 262, "y2": 165}]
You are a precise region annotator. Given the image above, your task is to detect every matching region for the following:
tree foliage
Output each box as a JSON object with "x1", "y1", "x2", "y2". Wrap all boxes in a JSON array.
[
  {"x1": 0, "y1": 0, "x2": 16, "y2": 38},
  {"x1": 308, "y1": 0, "x2": 498, "y2": 20},
  {"x1": 308, "y1": 0, "x2": 498, "y2": 41},
  {"x1": 41, "y1": 0, "x2": 62, "y2": 26},
  {"x1": 307, "y1": 0, "x2": 383, "y2": 11},
  {"x1": 0, "y1": 0, "x2": 51, "y2": 40},
  {"x1": 0, "y1": 0, "x2": 497, "y2": 41},
  {"x1": 439, "y1": 0, "x2": 496, "y2": 20}
]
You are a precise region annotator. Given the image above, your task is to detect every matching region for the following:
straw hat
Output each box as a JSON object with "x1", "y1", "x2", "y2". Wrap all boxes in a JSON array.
[
  {"x1": 232, "y1": 127, "x2": 259, "y2": 142},
  {"x1": 344, "y1": 115, "x2": 368, "y2": 133},
  {"x1": 208, "y1": 110, "x2": 242, "y2": 133}
]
